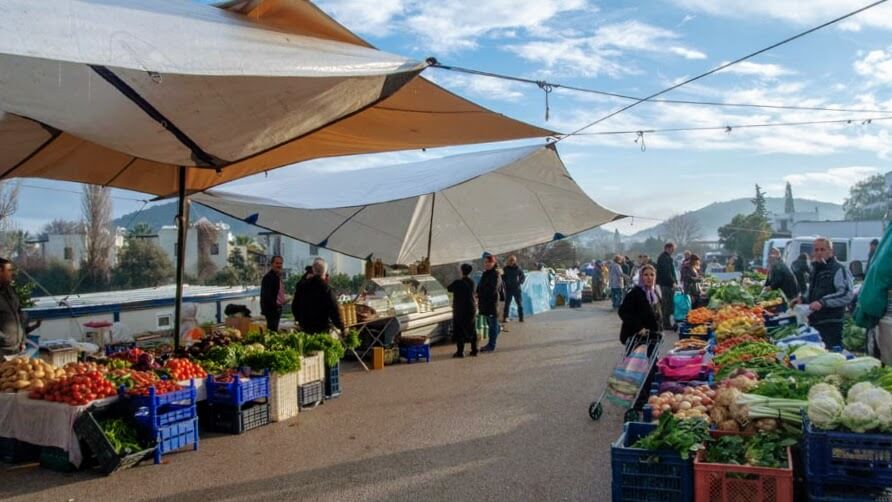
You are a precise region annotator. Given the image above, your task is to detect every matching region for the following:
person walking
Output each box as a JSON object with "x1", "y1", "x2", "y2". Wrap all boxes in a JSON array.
[
  {"x1": 791, "y1": 253, "x2": 810, "y2": 297},
  {"x1": 260, "y1": 255, "x2": 286, "y2": 332},
  {"x1": 656, "y1": 242, "x2": 678, "y2": 330},
  {"x1": 448, "y1": 263, "x2": 477, "y2": 358},
  {"x1": 618, "y1": 264, "x2": 662, "y2": 344},
  {"x1": 292, "y1": 258, "x2": 345, "y2": 334},
  {"x1": 609, "y1": 256, "x2": 624, "y2": 310},
  {"x1": 792, "y1": 238, "x2": 854, "y2": 348},
  {"x1": 502, "y1": 255, "x2": 525, "y2": 323},
  {"x1": 478, "y1": 254, "x2": 503, "y2": 352},
  {"x1": 764, "y1": 248, "x2": 799, "y2": 301},
  {"x1": 0, "y1": 259, "x2": 39, "y2": 356}
]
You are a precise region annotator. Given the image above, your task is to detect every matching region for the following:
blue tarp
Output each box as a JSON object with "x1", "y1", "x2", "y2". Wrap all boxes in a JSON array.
[
  {"x1": 552, "y1": 280, "x2": 583, "y2": 307},
  {"x1": 471, "y1": 270, "x2": 553, "y2": 319}
]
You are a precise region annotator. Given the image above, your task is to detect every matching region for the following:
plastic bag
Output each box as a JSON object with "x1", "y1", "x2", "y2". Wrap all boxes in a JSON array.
[{"x1": 673, "y1": 291, "x2": 691, "y2": 321}]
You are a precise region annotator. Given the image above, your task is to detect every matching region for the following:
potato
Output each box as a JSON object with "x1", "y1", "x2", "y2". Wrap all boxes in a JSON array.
[
  {"x1": 30, "y1": 379, "x2": 44, "y2": 389},
  {"x1": 12, "y1": 380, "x2": 29, "y2": 390},
  {"x1": 32, "y1": 371, "x2": 44, "y2": 379}
]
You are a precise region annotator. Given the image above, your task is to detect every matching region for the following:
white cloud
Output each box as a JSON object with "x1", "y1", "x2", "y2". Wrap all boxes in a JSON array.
[
  {"x1": 783, "y1": 166, "x2": 881, "y2": 202},
  {"x1": 716, "y1": 61, "x2": 795, "y2": 79},
  {"x1": 426, "y1": 71, "x2": 527, "y2": 102},
  {"x1": 507, "y1": 20, "x2": 707, "y2": 77},
  {"x1": 671, "y1": 0, "x2": 892, "y2": 30},
  {"x1": 315, "y1": 0, "x2": 406, "y2": 37},
  {"x1": 854, "y1": 49, "x2": 892, "y2": 84}
]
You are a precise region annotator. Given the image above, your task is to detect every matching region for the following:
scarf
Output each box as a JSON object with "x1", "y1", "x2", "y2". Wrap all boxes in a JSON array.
[{"x1": 640, "y1": 283, "x2": 659, "y2": 305}]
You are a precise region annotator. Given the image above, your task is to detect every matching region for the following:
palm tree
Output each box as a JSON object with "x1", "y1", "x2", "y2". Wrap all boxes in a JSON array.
[{"x1": 232, "y1": 234, "x2": 263, "y2": 254}]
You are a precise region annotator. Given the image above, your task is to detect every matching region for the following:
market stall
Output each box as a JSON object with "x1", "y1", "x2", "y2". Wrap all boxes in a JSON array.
[
  {"x1": 507, "y1": 271, "x2": 554, "y2": 319},
  {"x1": 607, "y1": 273, "x2": 892, "y2": 501}
]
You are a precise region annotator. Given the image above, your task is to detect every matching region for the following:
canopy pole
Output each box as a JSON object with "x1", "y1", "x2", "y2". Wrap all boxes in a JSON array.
[
  {"x1": 173, "y1": 166, "x2": 188, "y2": 348},
  {"x1": 426, "y1": 193, "x2": 435, "y2": 263}
]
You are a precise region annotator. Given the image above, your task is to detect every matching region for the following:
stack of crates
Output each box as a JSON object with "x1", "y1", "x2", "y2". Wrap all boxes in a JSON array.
[
  {"x1": 324, "y1": 362, "x2": 341, "y2": 399},
  {"x1": 127, "y1": 382, "x2": 198, "y2": 464},
  {"x1": 298, "y1": 353, "x2": 325, "y2": 410},
  {"x1": 202, "y1": 372, "x2": 271, "y2": 434}
]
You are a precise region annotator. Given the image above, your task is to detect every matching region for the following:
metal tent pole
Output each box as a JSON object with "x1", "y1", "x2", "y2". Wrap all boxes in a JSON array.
[{"x1": 173, "y1": 166, "x2": 189, "y2": 348}]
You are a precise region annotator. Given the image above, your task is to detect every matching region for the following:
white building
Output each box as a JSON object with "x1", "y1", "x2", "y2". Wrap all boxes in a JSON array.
[
  {"x1": 259, "y1": 232, "x2": 363, "y2": 278},
  {"x1": 158, "y1": 220, "x2": 231, "y2": 277},
  {"x1": 40, "y1": 228, "x2": 125, "y2": 269},
  {"x1": 769, "y1": 209, "x2": 821, "y2": 234}
]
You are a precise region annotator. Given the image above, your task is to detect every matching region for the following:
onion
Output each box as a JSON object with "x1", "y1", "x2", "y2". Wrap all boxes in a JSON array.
[{"x1": 679, "y1": 401, "x2": 692, "y2": 411}]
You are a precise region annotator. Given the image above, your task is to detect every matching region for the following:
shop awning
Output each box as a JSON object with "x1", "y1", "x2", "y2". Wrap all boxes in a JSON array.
[
  {"x1": 0, "y1": 0, "x2": 553, "y2": 197},
  {"x1": 193, "y1": 145, "x2": 623, "y2": 265}
]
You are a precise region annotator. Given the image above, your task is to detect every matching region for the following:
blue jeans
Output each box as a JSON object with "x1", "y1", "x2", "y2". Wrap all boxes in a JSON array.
[
  {"x1": 484, "y1": 314, "x2": 501, "y2": 349},
  {"x1": 611, "y1": 288, "x2": 623, "y2": 309}
]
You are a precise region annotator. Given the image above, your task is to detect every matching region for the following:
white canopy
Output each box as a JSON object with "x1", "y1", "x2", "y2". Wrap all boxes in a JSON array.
[{"x1": 194, "y1": 145, "x2": 623, "y2": 265}]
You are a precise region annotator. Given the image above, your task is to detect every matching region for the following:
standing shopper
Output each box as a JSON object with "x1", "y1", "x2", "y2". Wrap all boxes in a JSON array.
[
  {"x1": 0, "y1": 259, "x2": 38, "y2": 356},
  {"x1": 292, "y1": 258, "x2": 345, "y2": 335},
  {"x1": 681, "y1": 254, "x2": 704, "y2": 308},
  {"x1": 609, "y1": 256, "x2": 624, "y2": 310},
  {"x1": 502, "y1": 255, "x2": 525, "y2": 323},
  {"x1": 618, "y1": 264, "x2": 662, "y2": 344},
  {"x1": 794, "y1": 238, "x2": 854, "y2": 348},
  {"x1": 764, "y1": 248, "x2": 799, "y2": 301},
  {"x1": 448, "y1": 264, "x2": 477, "y2": 357},
  {"x1": 656, "y1": 242, "x2": 678, "y2": 330},
  {"x1": 478, "y1": 254, "x2": 503, "y2": 352},
  {"x1": 260, "y1": 255, "x2": 286, "y2": 332},
  {"x1": 791, "y1": 253, "x2": 810, "y2": 297},
  {"x1": 592, "y1": 261, "x2": 604, "y2": 301}
]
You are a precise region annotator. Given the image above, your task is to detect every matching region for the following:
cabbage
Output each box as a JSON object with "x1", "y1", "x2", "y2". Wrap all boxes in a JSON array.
[
  {"x1": 838, "y1": 357, "x2": 882, "y2": 380},
  {"x1": 791, "y1": 344, "x2": 827, "y2": 361},
  {"x1": 804, "y1": 353, "x2": 847, "y2": 376},
  {"x1": 875, "y1": 403, "x2": 892, "y2": 432},
  {"x1": 854, "y1": 387, "x2": 892, "y2": 412},
  {"x1": 808, "y1": 393, "x2": 845, "y2": 429},
  {"x1": 840, "y1": 402, "x2": 880, "y2": 433},
  {"x1": 847, "y1": 381, "x2": 877, "y2": 403},
  {"x1": 808, "y1": 383, "x2": 845, "y2": 404}
]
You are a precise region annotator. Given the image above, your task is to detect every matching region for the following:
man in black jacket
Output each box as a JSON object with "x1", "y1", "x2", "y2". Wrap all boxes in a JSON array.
[
  {"x1": 793, "y1": 238, "x2": 853, "y2": 348},
  {"x1": 0, "y1": 259, "x2": 39, "y2": 355},
  {"x1": 502, "y1": 255, "x2": 525, "y2": 323},
  {"x1": 764, "y1": 248, "x2": 799, "y2": 301},
  {"x1": 478, "y1": 254, "x2": 503, "y2": 352},
  {"x1": 791, "y1": 253, "x2": 810, "y2": 297},
  {"x1": 655, "y1": 242, "x2": 677, "y2": 330},
  {"x1": 448, "y1": 263, "x2": 477, "y2": 358},
  {"x1": 292, "y1": 258, "x2": 344, "y2": 334},
  {"x1": 260, "y1": 256, "x2": 286, "y2": 332}
]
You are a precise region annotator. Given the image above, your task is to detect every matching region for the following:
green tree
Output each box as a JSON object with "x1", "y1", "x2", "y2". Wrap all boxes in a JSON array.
[
  {"x1": 21, "y1": 259, "x2": 79, "y2": 296},
  {"x1": 843, "y1": 174, "x2": 891, "y2": 221},
  {"x1": 751, "y1": 184, "x2": 768, "y2": 220},
  {"x1": 718, "y1": 213, "x2": 771, "y2": 262},
  {"x1": 784, "y1": 182, "x2": 795, "y2": 214},
  {"x1": 113, "y1": 235, "x2": 174, "y2": 289},
  {"x1": 211, "y1": 248, "x2": 259, "y2": 286}
]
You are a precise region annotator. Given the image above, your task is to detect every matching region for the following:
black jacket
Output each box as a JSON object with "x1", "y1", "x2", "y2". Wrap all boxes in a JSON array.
[
  {"x1": 0, "y1": 285, "x2": 23, "y2": 354},
  {"x1": 680, "y1": 263, "x2": 702, "y2": 297},
  {"x1": 477, "y1": 269, "x2": 503, "y2": 316},
  {"x1": 618, "y1": 286, "x2": 661, "y2": 344},
  {"x1": 502, "y1": 265, "x2": 525, "y2": 290},
  {"x1": 806, "y1": 257, "x2": 854, "y2": 325},
  {"x1": 260, "y1": 270, "x2": 282, "y2": 317},
  {"x1": 791, "y1": 257, "x2": 810, "y2": 296},
  {"x1": 656, "y1": 251, "x2": 676, "y2": 288},
  {"x1": 447, "y1": 277, "x2": 476, "y2": 323},
  {"x1": 291, "y1": 276, "x2": 344, "y2": 334},
  {"x1": 765, "y1": 262, "x2": 799, "y2": 300}
]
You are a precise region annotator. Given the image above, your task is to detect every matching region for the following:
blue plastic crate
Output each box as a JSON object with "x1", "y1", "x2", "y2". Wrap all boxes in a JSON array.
[
  {"x1": 125, "y1": 382, "x2": 197, "y2": 410},
  {"x1": 808, "y1": 482, "x2": 892, "y2": 501},
  {"x1": 134, "y1": 403, "x2": 197, "y2": 431},
  {"x1": 611, "y1": 422, "x2": 694, "y2": 502},
  {"x1": 324, "y1": 363, "x2": 341, "y2": 399},
  {"x1": 206, "y1": 372, "x2": 270, "y2": 408},
  {"x1": 399, "y1": 344, "x2": 430, "y2": 363},
  {"x1": 104, "y1": 342, "x2": 136, "y2": 356},
  {"x1": 152, "y1": 418, "x2": 199, "y2": 464},
  {"x1": 803, "y1": 414, "x2": 892, "y2": 489}
]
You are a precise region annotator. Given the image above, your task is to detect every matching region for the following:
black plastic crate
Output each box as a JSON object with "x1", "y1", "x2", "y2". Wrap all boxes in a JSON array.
[
  {"x1": 298, "y1": 380, "x2": 324, "y2": 410},
  {"x1": 39, "y1": 446, "x2": 78, "y2": 473},
  {"x1": 324, "y1": 363, "x2": 341, "y2": 399},
  {"x1": 202, "y1": 402, "x2": 270, "y2": 435},
  {"x1": 73, "y1": 403, "x2": 156, "y2": 475},
  {"x1": 0, "y1": 437, "x2": 41, "y2": 464}
]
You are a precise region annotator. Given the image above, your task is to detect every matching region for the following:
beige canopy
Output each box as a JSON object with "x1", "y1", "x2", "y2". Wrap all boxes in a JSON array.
[{"x1": 0, "y1": 0, "x2": 553, "y2": 197}]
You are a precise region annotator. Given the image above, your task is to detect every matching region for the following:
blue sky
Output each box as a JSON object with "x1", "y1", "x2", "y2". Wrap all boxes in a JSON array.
[{"x1": 12, "y1": 0, "x2": 892, "y2": 235}]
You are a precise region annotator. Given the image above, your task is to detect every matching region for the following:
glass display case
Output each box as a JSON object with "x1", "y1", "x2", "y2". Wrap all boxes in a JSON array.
[
  {"x1": 362, "y1": 276, "x2": 419, "y2": 317},
  {"x1": 410, "y1": 275, "x2": 450, "y2": 311}
]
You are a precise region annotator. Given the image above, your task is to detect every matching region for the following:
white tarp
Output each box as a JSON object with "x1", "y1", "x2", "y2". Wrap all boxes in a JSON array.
[{"x1": 194, "y1": 145, "x2": 623, "y2": 265}]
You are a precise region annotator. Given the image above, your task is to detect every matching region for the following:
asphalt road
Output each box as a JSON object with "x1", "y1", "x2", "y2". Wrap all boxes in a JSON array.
[{"x1": 1, "y1": 302, "x2": 637, "y2": 502}]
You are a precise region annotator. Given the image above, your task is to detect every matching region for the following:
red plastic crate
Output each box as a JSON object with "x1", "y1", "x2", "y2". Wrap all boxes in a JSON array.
[{"x1": 694, "y1": 433, "x2": 794, "y2": 502}]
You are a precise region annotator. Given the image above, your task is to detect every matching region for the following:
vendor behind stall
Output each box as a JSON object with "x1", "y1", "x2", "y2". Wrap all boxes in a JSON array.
[
  {"x1": 0, "y1": 258, "x2": 39, "y2": 356},
  {"x1": 292, "y1": 258, "x2": 344, "y2": 335},
  {"x1": 764, "y1": 248, "x2": 799, "y2": 301},
  {"x1": 793, "y1": 238, "x2": 854, "y2": 348}
]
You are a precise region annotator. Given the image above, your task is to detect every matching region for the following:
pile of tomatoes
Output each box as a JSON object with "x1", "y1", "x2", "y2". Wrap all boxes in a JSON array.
[
  {"x1": 29, "y1": 370, "x2": 117, "y2": 406},
  {"x1": 164, "y1": 358, "x2": 207, "y2": 381},
  {"x1": 127, "y1": 380, "x2": 182, "y2": 397}
]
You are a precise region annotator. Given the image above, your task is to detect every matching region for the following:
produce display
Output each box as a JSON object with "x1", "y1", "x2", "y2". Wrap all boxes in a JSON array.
[
  {"x1": 30, "y1": 370, "x2": 117, "y2": 405},
  {"x1": 714, "y1": 315, "x2": 767, "y2": 342},
  {"x1": 109, "y1": 348, "x2": 160, "y2": 371},
  {"x1": 674, "y1": 338, "x2": 708, "y2": 352},
  {"x1": 163, "y1": 358, "x2": 207, "y2": 381},
  {"x1": 185, "y1": 327, "x2": 242, "y2": 359},
  {"x1": 703, "y1": 432, "x2": 796, "y2": 468},
  {"x1": 808, "y1": 381, "x2": 892, "y2": 433},
  {"x1": 647, "y1": 385, "x2": 714, "y2": 420},
  {"x1": 0, "y1": 357, "x2": 63, "y2": 393},
  {"x1": 632, "y1": 413, "x2": 710, "y2": 459},
  {"x1": 842, "y1": 318, "x2": 868, "y2": 353},
  {"x1": 127, "y1": 380, "x2": 182, "y2": 397},
  {"x1": 100, "y1": 418, "x2": 144, "y2": 455},
  {"x1": 686, "y1": 307, "x2": 714, "y2": 325},
  {"x1": 105, "y1": 369, "x2": 160, "y2": 390}
]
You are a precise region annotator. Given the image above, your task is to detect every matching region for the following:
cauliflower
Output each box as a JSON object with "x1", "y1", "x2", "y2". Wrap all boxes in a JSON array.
[
  {"x1": 847, "y1": 382, "x2": 877, "y2": 403},
  {"x1": 808, "y1": 394, "x2": 845, "y2": 429},
  {"x1": 840, "y1": 402, "x2": 880, "y2": 433},
  {"x1": 853, "y1": 387, "x2": 892, "y2": 413},
  {"x1": 876, "y1": 403, "x2": 892, "y2": 433},
  {"x1": 809, "y1": 383, "x2": 845, "y2": 406}
]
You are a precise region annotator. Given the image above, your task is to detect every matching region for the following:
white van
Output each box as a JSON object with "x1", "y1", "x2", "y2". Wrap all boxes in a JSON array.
[{"x1": 782, "y1": 236, "x2": 880, "y2": 278}]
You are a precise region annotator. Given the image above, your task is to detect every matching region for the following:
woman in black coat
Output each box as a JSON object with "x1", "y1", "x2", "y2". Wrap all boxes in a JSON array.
[
  {"x1": 618, "y1": 264, "x2": 662, "y2": 344},
  {"x1": 448, "y1": 263, "x2": 478, "y2": 357}
]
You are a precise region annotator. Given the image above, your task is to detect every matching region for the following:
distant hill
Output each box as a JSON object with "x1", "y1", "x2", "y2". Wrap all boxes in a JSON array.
[
  {"x1": 113, "y1": 201, "x2": 261, "y2": 236},
  {"x1": 628, "y1": 198, "x2": 844, "y2": 241}
]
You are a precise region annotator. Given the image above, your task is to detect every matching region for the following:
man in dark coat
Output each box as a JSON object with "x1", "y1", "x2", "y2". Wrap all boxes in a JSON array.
[
  {"x1": 448, "y1": 263, "x2": 477, "y2": 357},
  {"x1": 292, "y1": 258, "x2": 344, "y2": 334},
  {"x1": 0, "y1": 259, "x2": 39, "y2": 356},
  {"x1": 260, "y1": 256, "x2": 286, "y2": 332},
  {"x1": 791, "y1": 253, "x2": 810, "y2": 297},
  {"x1": 478, "y1": 254, "x2": 503, "y2": 352},
  {"x1": 764, "y1": 248, "x2": 800, "y2": 301},
  {"x1": 793, "y1": 238, "x2": 854, "y2": 348},
  {"x1": 501, "y1": 255, "x2": 525, "y2": 323},
  {"x1": 866, "y1": 238, "x2": 880, "y2": 275},
  {"x1": 655, "y1": 242, "x2": 677, "y2": 330}
]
